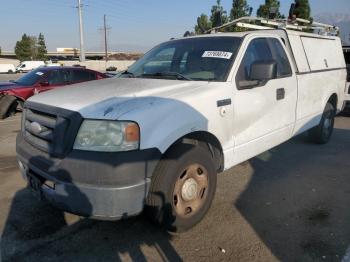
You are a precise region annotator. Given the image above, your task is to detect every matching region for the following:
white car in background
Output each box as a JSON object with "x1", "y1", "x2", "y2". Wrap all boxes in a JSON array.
[
  {"x1": 0, "y1": 64, "x2": 16, "y2": 74},
  {"x1": 16, "y1": 61, "x2": 45, "y2": 73}
]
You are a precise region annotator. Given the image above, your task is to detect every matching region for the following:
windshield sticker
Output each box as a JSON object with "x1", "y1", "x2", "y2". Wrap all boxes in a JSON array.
[
  {"x1": 36, "y1": 72, "x2": 44, "y2": 76},
  {"x1": 202, "y1": 51, "x2": 233, "y2": 59}
]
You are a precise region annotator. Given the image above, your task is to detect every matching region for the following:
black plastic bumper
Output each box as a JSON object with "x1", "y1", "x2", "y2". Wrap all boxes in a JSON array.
[{"x1": 16, "y1": 133, "x2": 162, "y2": 219}]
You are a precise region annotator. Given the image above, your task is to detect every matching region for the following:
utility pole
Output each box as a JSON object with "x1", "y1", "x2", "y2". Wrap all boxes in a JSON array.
[
  {"x1": 104, "y1": 14, "x2": 108, "y2": 63},
  {"x1": 77, "y1": 0, "x2": 85, "y2": 62}
]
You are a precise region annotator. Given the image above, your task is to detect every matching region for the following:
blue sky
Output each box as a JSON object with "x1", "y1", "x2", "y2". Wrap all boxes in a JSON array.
[{"x1": 0, "y1": 0, "x2": 349, "y2": 52}]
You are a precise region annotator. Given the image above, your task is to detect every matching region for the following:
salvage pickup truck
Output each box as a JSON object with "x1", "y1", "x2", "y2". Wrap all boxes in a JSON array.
[{"x1": 16, "y1": 28, "x2": 348, "y2": 232}]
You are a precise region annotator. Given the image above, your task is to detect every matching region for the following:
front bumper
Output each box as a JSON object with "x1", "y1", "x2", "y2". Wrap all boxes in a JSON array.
[{"x1": 16, "y1": 133, "x2": 161, "y2": 220}]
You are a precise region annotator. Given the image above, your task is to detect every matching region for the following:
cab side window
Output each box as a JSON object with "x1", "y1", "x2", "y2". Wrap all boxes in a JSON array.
[
  {"x1": 236, "y1": 38, "x2": 273, "y2": 85},
  {"x1": 268, "y1": 38, "x2": 292, "y2": 77}
]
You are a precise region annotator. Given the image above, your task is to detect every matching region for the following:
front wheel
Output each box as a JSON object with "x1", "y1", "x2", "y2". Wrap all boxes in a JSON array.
[
  {"x1": 146, "y1": 143, "x2": 217, "y2": 233},
  {"x1": 0, "y1": 95, "x2": 18, "y2": 119},
  {"x1": 308, "y1": 102, "x2": 335, "y2": 144}
]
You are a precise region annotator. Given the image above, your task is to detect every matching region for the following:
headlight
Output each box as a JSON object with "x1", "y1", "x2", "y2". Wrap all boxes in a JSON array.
[{"x1": 73, "y1": 120, "x2": 140, "y2": 152}]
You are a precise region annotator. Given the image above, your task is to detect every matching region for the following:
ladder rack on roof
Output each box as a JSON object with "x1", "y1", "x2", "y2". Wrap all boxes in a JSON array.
[{"x1": 207, "y1": 16, "x2": 339, "y2": 37}]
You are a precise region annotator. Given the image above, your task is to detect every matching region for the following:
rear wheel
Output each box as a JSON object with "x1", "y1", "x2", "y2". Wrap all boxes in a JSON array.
[
  {"x1": 308, "y1": 102, "x2": 335, "y2": 144},
  {"x1": 0, "y1": 96, "x2": 18, "y2": 119},
  {"x1": 146, "y1": 143, "x2": 217, "y2": 232}
]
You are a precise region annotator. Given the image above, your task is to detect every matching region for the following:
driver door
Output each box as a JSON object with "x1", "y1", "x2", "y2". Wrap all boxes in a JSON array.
[{"x1": 232, "y1": 37, "x2": 297, "y2": 164}]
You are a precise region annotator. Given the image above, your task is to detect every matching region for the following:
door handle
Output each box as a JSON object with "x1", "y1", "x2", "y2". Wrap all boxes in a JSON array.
[{"x1": 276, "y1": 88, "x2": 285, "y2": 100}]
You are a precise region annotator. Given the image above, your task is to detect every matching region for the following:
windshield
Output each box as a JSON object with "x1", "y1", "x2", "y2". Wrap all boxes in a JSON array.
[
  {"x1": 15, "y1": 69, "x2": 44, "y2": 86},
  {"x1": 124, "y1": 36, "x2": 242, "y2": 81}
]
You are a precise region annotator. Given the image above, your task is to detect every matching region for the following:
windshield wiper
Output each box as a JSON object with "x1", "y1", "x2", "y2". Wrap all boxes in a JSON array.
[{"x1": 141, "y1": 72, "x2": 192, "y2": 81}]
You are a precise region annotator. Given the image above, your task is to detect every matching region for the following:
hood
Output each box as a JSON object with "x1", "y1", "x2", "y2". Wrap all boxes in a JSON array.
[
  {"x1": 0, "y1": 81, "x2": 19, "y2": 91},
  {"x1": 28, "y1": 77, "x2": 208, "y2": 119}
]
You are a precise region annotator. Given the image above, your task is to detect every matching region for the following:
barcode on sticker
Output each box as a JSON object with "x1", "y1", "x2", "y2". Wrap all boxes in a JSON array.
[{"x1": 202, "y1": 51, "x2": 233, "y2": 59}]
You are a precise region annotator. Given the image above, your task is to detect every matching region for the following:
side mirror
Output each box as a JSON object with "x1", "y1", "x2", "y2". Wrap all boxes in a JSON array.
[
  {"x1": 250, "y1": 60, "x2": 277, "y2": 82},
  {"x1": 39, "y1": 81, "x2": 49, "y2": 87},
  {"x1": 238, "y1": 61, "x2": 277, "y2": 90}
]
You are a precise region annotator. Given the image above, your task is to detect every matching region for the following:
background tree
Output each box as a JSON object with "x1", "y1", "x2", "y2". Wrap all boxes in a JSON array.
[
  {"x1": 195, "y1": 14, "x2": 212, "y2": 34},
  {"x1": 228, "y1": 0, "x2": 252, "y2": 32},
  {"x1": 257, "y1": 0, "x2": 281, "y2": 19},
  {"x1": 210, "y1": 0, "x2": 228, "y2": 28},
  {"x1": 230, "y1": 0, "x2": 251, "y2": 20},
  {"x1": 14, "y1": 34, "x2": 32, "y2": 61},
  {"x1": 293, "y1": 0, "x2": 311, "y2": 20},
  {"x1": 37, "y1": 33, "x2": 48, "y2": 61}
]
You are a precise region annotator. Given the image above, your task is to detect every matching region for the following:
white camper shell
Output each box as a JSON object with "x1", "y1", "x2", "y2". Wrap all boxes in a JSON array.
[{"x1": 17, "y1": 25, "x2": 348, "y2": 232}]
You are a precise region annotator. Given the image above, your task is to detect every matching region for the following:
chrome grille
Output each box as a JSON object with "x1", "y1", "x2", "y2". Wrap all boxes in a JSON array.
[
  {"x1": 24, "y1": 108, "x2": 58, "y2": 153},
  {"x1": 22, "y1": 102, "x2": 83, "y2": 157}
]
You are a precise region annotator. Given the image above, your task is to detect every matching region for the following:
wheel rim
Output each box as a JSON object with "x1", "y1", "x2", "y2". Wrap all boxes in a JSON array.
[{"x1": 173, "y1": 164, "x2": 209, "y2": 218}]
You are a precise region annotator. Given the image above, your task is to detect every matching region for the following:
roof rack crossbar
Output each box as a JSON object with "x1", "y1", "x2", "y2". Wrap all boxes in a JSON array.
[{"x1": 206, "y1": 16, "x2": 339, "y2": 36}]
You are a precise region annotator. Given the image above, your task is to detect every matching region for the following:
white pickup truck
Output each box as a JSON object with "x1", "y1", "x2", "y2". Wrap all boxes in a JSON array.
[{"x1": 16, "y1": 29, "x2": 348, "y2": 232}]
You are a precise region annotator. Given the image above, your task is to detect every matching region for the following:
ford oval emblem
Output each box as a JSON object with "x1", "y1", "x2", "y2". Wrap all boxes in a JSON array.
[{"x1": 30, "y1": 122, "x2": 43, "y2": 134}]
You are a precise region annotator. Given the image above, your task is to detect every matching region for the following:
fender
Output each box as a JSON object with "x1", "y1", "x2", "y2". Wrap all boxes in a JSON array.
[
  {"x1": 118, "y1": 97, "x2": 209, "y2": 153},
  {"x1": 2, "y1": 89, "x2": 26, "y2": 102}
]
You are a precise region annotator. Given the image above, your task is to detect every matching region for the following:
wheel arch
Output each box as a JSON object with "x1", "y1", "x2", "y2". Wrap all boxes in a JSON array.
[
  {"x1": 162, "y1": 131, "x2": 224, "y2": 173},
  {"x1": 328, "y1": 93, "x2": 338, "y2": 109}
]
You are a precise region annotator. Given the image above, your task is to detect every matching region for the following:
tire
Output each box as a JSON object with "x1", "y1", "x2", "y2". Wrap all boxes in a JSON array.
[
  {"x1": 308, "y1": 102, "x2": 335, "y2": 144},
  {"x1": 146, "y1": 143, "x2": 217, "y2": 233},
  {"x1": 0, "y1": 96, "x2": 18, "y2": 119},
  {"x1": 7, "y1": 70, "x2": 13, "y2": 74}
]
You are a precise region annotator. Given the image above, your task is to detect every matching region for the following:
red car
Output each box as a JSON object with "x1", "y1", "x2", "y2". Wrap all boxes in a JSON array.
[{"x1": 0, "y1": 66, "x2": 108, "y2": 119}]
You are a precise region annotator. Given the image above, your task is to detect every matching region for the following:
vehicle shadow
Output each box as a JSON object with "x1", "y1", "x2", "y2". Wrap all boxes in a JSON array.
[
  {"x1": 1, "y1": 177, "x2": 181, "y2": 262},
  {"x1": 235, "y1": 127, "x2": 350, "y2": 261}
]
